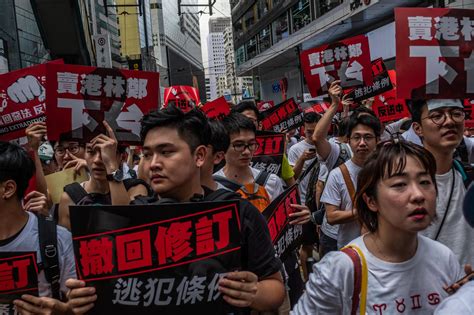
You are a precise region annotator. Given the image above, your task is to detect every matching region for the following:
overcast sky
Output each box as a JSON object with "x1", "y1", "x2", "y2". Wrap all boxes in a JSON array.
[{"x1": 199, "y1": 0, "x2": 231, "y2": 75}]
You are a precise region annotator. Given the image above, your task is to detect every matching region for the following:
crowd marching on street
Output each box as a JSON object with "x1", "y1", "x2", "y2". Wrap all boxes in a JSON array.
[{"x1": 1, "y1": 4, "x2": 474, "y2": 315}]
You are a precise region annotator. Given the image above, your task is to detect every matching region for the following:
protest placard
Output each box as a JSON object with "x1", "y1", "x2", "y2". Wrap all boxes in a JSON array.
[
  {"x1": 251, "y1": 131, "x2": 286, "y2": 176},
  {"x1": 260, "y1": 98, "x2": 304, "y2": 132},
  {"x1": 201, "y1": 96, "x2": 230, "y2": 120},
  {"x1": 163, "y1": 86, "x2": 200, "y2": 113},
  {"x1": 300, "y1": 35, "x2": 372, "y2": 97},
  {"x1": 45, "y1": 63, "x2": 159, "y2": 144},
  {"x1": 70, "y1": 201, "x2": 241, "y2": 314},
  {"x1": 396, "y1": 7, "x2": 474, "y2": 99},
  {"x1": 262, "y1": 185, "x2": 303, "y2": 261},
  {"x1": 44, "y1": 168, "x2": 88, "y2": 204}
]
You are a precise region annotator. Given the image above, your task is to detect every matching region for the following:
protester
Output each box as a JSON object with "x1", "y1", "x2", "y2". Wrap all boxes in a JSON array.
[
  {"x1": 411, "y1": 99, "x2": 474, "y2": 266},
  {"x1": 0, "y1": 141, "x2": 76, "y2": 314},
  {"x1": 58, "y1": 121, "x2": 149, "y2": 230},
  {"x1": 66, "y1": 106, "x2": 286, "y2": 314},
  {"x1": 201, "y1": 119, "x2": 229, "y2": 190},
  {"x1": 292, "y1": 140, "x2": 463, "y2": 314}
]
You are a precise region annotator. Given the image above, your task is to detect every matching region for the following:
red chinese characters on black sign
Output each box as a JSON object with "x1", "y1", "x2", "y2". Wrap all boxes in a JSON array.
[
  {"x1": 251, "y1": 131, "x2": 286, "y2": 176},
  {"x1": 260, "y1": 98, "x2": 304, "y2": 132},
  {"x1": 262, "y1": 185, "x2": 303, "y2": 260},
  {"x1": 0, "y1": 252, "x2": 39, "y2": 305}
]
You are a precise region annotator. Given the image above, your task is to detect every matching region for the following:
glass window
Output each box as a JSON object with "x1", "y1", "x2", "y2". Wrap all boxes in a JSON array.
[
  {"x1": 246, "y1": 36, "x2": 258, "y2": 60},
  {"x1": 316, "y1": 0, "x2": 343, "y2": 17},
  {"x1": 272, "y1": 13, "x2": 289, "y2": 44},
  {"x1": 236, "y1": 45, "x2": 246, "y2": 66},
  {"x1": 257, "y1": 0, "x2": 271, "y2": 19},
  {"x1": 258, "y1": 25, "x2": 271, "y2": 53},
  {"x1": 234, "y1": 18, "x2": 243, "y2": 40},
  {"x1": 243, "y1": 7, "x2": 255, "y2": 30},
  {"x1": 292, "y1": 0, "x2": 311, "y2": 33}
]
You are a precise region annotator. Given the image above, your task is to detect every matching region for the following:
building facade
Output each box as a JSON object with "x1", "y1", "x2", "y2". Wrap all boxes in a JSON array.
[{"x1": 207, "y1": 17, "x2": 230, "y2": 100}]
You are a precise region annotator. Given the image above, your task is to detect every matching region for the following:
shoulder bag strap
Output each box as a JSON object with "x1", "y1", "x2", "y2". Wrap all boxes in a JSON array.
[
  {"x1": 339, "y1": 163, "x2": 356, "y2": 204},
  {"x1": 341, "y1": 244, "x2": 368, "y2": 315}
]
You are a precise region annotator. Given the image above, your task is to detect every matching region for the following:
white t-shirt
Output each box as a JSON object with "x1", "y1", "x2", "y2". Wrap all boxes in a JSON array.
[
  {"x1": 0, "y1": 212, "x2": 76, "y2": 297},
  {"x1": 434, "y1": 280, "x2": 474, "y2": 314},
  {"x1": 464, "y1": 136, "x2": 474, "y2": 163},
  {"x1": 213, "y1": 167, "x2": 285, "y2": 202},
  {"x1": 320, "y1": 159, "x2": 362, "y2": 249},
  {"x1": 288, "y1": 140, "x2": 316, "y2": 204},
  {"x1": 420, "y1": 169, "x2": 474, "y2": 266},
  {"x1": 291, "y1": 235, "x2": 462, "y2": 315}
]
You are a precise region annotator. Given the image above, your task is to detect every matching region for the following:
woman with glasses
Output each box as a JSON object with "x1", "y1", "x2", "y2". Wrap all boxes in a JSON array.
[
  {"x1": 292, "y1": 140, "x2": 463, "y2": 314},
  {"x1": 58, "y1": 122, "x2": 150, "y2": 230}
]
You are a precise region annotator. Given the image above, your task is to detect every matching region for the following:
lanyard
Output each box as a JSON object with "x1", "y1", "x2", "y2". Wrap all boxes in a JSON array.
[{"x1": 434, "y1": 167, "x2": 456, "y2": 240}]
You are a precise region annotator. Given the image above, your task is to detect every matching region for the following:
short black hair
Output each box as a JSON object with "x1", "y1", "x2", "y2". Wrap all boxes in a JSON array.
[
  {"x1": 347, "y1": 114, "x2": 382, "y2": 138},
  {"x1": 304, "y1": 112, "x2": 321, "y2": 124},
  {"x1": 407, "y1": 99, "x2": 426, "y2": 123},
  {"x1": 400, "y1": 119, "x2": 413, "y2": 132},
  {"x1": 337, "y1": 118, "x2": 349, "y2": 137},
  {"x1": 0, "y1": 142, "x2": 35, "y2": 200},
  {"x1": 231, "y1": 101, "x2": 261, "y2": 121},
  {"x1": 209, "y1": 119, "x2": 230, "y2": 153},
  {"x1": 222, "y1": 112, "x2": 256, "y2": 136},
  {"x1": 350, "y1": 106, "x2": 377, "y2": 119},
  {"x1": 140, "y1": 106, "x2": 211, "y2": 152}
]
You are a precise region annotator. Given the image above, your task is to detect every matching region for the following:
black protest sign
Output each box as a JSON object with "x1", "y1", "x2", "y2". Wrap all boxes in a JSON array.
[
  {"x1": 0, "y1": 252, "x2": 39, "y2": 309},
  {"x1": 262, "y1": 185, "x2": 303, "y2": 261},
  {"x1": 251, "y1": 131, "x2": 285, "y2": 176},
  {"x1": 345, "y1": 58, "x2": 393, "y2": 102},
  {"x1": 260, "y1": 98, "x2": 304, "y2": 132},
  {"x1": 70, "y1": 201, "x2": 241, "y2": 315}
]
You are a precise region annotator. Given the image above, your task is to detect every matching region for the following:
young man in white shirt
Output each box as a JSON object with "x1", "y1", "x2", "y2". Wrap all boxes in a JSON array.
[
  {"x1": 312, "y1": 81, "x2": 382, "y2": 249},
  {"x1": 412, "y1": 99, "x2": 474, "y2": 266},
  {"x1": 0, "y1": 142, "x2": 76, "y2": 314}
]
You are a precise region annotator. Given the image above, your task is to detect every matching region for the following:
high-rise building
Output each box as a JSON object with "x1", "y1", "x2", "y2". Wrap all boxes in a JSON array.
[
  {"x1": 157, "y1": 0, "x2": 206, "y2": 101},
  {"x1": 207, "y1": 18, "x2": 229, "y2": 100}
]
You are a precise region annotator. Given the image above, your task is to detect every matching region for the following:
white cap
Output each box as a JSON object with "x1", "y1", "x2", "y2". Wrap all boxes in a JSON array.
[{"x1": 426, "y1": 99, "x2": 463, "y2": 111}]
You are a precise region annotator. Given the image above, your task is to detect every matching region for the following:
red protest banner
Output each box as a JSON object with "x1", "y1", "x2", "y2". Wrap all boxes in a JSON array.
[
  {"x1": 252, "y1": 131, "x2": 286, "y2": 176},
  {"x1": 260, "y1": 98, "x2": 304, "y2": 132},
  {"x1": 372, "y1": 71, "x2": 411, "y2": 123},
  {"x1": 45, "y1": 63, "x2": 159, "y2": 144},
  {"x1": 257, "y1": 100, "x2": 275, "y2": 112},
  {"x1": 0, "y1": 60, "x2": 63, "y2": 141},
  {"x1": 200, "y1": 96, "x2": 230, "y2": 120},
  {"x1": 0, "y1": 252, "x2": 39, "y2": 305},
  {"x1": 302, "y1": 102, "x2": 328, "y2": 114},
  {"x1": 262, "y1": 185, "x2": 303, "y2": 260},
  {"x1": 396, "y1": 8, "x2": 474, "y2": 99},
  {"x1": 300, "y1": 35, "x2": 373, "y2": 97},
  {"x1": 70, "y1": 201, "x2": 241, "y2": 314},
  {"x1": 163, "y1": 86, "x2": 200, "y2": 113}
]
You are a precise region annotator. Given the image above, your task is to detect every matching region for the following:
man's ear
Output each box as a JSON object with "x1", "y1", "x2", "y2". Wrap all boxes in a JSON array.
[
  {"x1": 194, "y1": 145, "x2": 208, "y2": 168},
  {"x1": 362, "y1": 193, "x2": 378, "y2": 213},
  {"x1": 1, "y1": 180, "x2": 17, "y2": 200},
  {"x1": 413, "y1": 122, "x2": 423, "y2": 138}
]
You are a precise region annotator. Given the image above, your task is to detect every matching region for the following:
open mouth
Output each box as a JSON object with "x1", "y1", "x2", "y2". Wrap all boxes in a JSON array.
[{"x1": 408, "y1": 208, "x2": 428, "y2": 220}]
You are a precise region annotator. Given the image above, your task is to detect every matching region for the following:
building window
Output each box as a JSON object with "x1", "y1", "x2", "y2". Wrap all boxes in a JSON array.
[
  {"x1": 246, "y1": 36, "x2": 258, "y2": 60},
  {"x1": 272, "y1": 13, "x2": 289, "y2": 44},
  {"x1": 292, "y1": 0, "x2": 311, "y2": 33},
  {"x1": 257, "y1": 0, "x2": 271, "y2": 19},
  {"x1": 316, "y1": 0, "x2": 343, "y2": 17},
  {"x1": 236, "y1": 45, "x2": 246, "y2": 66},
  {"x1": 0, "y1": 38, "x2": 9, "y2": 74},
  {"x1": 234, "y1": 18, "x2": 243, "y2": 40},
  {"x1": 258, "y1": 25, "x2": 271, "y2": 53},
  {"x1": 243, "y1": 6, "x2": 256, "y2": 30}
]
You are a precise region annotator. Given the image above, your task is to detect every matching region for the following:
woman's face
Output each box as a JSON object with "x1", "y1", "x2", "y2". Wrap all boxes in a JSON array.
[{"x1": 365, "y1": 155, "x2": 437, "y2": 234}]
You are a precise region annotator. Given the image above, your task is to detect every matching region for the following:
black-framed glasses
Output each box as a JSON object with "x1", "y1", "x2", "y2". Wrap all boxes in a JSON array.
[
  {"x1": 54, "y1": 144, "x2": 82, "y2": 156},
  {"x1": 349, "y1": 135, "x2": 376, "y2": 143},
  {"x1": 422, "y1": 109, "x2": 465, "y2": 126},
  {"x1": 232, "y1": 142, "x2": 259, "y2": 152}
]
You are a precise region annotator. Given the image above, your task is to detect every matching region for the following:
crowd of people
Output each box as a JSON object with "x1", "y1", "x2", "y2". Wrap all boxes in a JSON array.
[{"x1": 1, "y1": 79, "x2": 474, "y2": 314}]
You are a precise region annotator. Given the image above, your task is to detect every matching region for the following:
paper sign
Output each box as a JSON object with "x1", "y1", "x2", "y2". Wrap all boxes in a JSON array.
[{"x1": 45, "y1": 168, "x2": 88, "y2": 204}]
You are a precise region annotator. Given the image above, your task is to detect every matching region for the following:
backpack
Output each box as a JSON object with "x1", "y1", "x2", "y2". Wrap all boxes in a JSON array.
[
  {"x1": 213, "y1": 171, "x2": 272, "y2": 212},
  {"x1": 306, "y1": 142, "x2": 351, "y2": 215},
  {"x1": 36, "y1": 214, "x2": 61, "y2": 299},
  {"x1": 454, "y1": 139, "x2": 474, "y2": 188}
]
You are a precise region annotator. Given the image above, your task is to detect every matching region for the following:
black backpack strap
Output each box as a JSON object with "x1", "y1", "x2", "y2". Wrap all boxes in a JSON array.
[
  {"x1": 205, "y1": 188, "x2": 241, "y2": 201},
  {"x1": 64, "y1": 182, "x2": 88, "y2": 204},
  {"x1": 36, "y1": 214, "x2": 61, "y2": 299},
  {"x1": 296, "y1": 158, "x2": 319, "y2": 184},
  {"x1": 255, "y1": 170, "x2": 271, "y2": 186},
  {"x1": 213, "y1": 175, "x2": 242, "y2": 192}
]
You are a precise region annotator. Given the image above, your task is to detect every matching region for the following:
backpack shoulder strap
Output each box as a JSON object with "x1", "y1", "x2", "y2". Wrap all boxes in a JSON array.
[
  {"x1": 339, "y1": 163, "x2": 356, "y2": 204},
  {"x1": 213, "y1": 175, "x2": 243, "y2": 192},
  {"x1": 255, "y1": 170, "x2": 271, "y2": 186},
  {"x1": 341, "y1": 244, "x2": 368, "y2": 315},
  {"x1": 205, "y1": 188, "x2": 241, "y2": 201},
  {"x1": 297, "y1": 157, "x2": 319, "y2": 184},
  {"x1": 36, "y1": 214, "x2": 61, "y2": 299},
  {"x1": 453, "y1": 159, "x2": 473, "y2": 188},
  {"x1": 64, "y1": 182, "x2": 88, "y2": 204}
]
